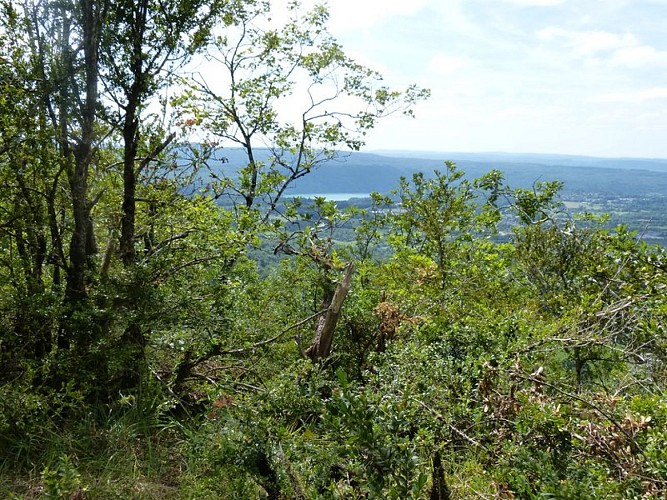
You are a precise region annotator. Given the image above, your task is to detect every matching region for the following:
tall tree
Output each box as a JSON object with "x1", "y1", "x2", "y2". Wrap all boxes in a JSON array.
[
  {"x1": 100, "y1": 0, "x2": 225, "y2": 265},
  {"x1": 175, "y1": 1, "x2": 428, "y2": 226},
  {"x1": 36, "y1": 0, "x2": 106, "y2": 304},
  {"x1": 0, "y1": 0, "x2": 426, "y2": 401},
  {"x1": 166, "y1": 0, "x2": 428, "y2": 378},
  {"x1": 0, "y1": 1, "x2": 60, "y2": 361},
  {"x1": 2, "y1": 0, "x2": 106, "y2": 340}
]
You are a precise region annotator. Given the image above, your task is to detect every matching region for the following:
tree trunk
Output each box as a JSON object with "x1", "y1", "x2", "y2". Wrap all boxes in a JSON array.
[
  {"x1": 67, "y1": 147, "x2": 91, "y2": 301},
  {"x1": 120, "y1": 112, "x2": 139, "y2": 264},
  {"x1": 429, "y1": 451, "x2": 450, "y2": 500},
  {"x1": 118, "y1": 0, "x2": 147, "y2": 264},
  {"x1": 306, "y1": 263, "x2": 354, "y2": 362},
  {"x1": 64, "y1": 0, "x2": 102, "y2": 302}
]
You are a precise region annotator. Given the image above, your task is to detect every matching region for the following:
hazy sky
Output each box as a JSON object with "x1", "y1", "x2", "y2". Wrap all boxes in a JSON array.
[{"x1": 305, "y1": 0, "x2": 667, "y2": 158}]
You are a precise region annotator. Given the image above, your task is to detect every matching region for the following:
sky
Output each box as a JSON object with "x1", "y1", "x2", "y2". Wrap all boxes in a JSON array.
[{"x1": 296, "y1": 0, "x2": 667, "y2": 158}]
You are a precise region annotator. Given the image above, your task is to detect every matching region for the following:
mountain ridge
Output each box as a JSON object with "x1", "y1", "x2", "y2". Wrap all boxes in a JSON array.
[{"x1": 201, "y1": 148, "x2": 667, "y2": 197}]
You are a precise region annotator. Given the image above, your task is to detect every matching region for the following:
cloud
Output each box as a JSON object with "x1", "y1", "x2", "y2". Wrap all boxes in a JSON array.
[
  {"x1": 590, "y1": 87, "x2": 667, "y2": 103},
  {"x1": 575, "y1": 32, "x2": 638, "y2": 56},
  {"x1": 500, "y1": 0, "x2": 564, "y2": 5},
  {"x1": 493, "y1": 104, "x2": 569, "y2": 119},
  {"x1": 268, "y1": 0, "x2": 431, "y2": 34},
  {"x1": 610, "y1": 45, "x2": 667, "y2": 68},
  {"x1": 427, "y1": 54, "x2": 468, "y2": 75},
  {"x1": 537, "y1": 27, "x2": 637, "y2": 56},
  {"x1": 323, "y1": 0, "x2": 431, "y2": 32},
  {"x1": 293, "y1": 0, "x2": 667, "y2": 157},
  {"x1": 536, "y1": 26, "x2": 667, "y2": 67}
]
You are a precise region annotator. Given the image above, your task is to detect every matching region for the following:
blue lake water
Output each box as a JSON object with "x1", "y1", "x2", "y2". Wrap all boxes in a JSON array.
[{"x1": 285, "y1": 193, "x2": 371, "y2": 201}]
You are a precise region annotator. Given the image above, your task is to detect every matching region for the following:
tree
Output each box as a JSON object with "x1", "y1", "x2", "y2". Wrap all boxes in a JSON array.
[
  {"x1": 100, "y1": 0, "x2": 225, "y2": 265},
  {"x1": 0, "y1": 0, "x2": 230, "y2": 397},
  {"x1": 89, "y1": 0, "x2": 233, "y2": 393},
  {"x1": 0, "y1": 0, "x2": 108, "y2": 360},
  {"x1": 165, "y1": 0, "x2": 428, "y2": 376},
  {"x1": 0, "y1": 1, "x2": 64, "y2": 362},
  {"x1": 30, "y1": 0, "x2": 106, "y2": 306},
  {"x1": 391, "y1": 163, "x2": 502, "y2": 290},
  {"x1": 174, "y1": 1, "x2": 428, "y2": 226},
  {"x1": 1, "y1": 2, "x2": 438, "y2": 492}
]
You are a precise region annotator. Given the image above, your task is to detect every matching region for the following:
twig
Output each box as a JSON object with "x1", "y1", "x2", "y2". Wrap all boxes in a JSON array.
[
  {"x1": 222, "y1": 309, "x2": 328, "y2": 355},
  {"x1": 409, "y1": 396, "x2": 490, "y2": 453},
  {"x1": 518, "y1": 374, "x2": 643, "y2": 454},
  {"x1": 149, "y1": 229, "x2": 196, "y2": 256},
  {"x1": 150, "y1": 255, "x2": 221, "y2": 282},
  {"x1": 137, "y1": 131, "x2": 177, "y2": 175}
]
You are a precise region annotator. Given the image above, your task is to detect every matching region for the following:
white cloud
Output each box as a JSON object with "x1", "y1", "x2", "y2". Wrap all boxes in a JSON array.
[
  {"x1": 536, "y1": 26, "x2": 563, "y2": 40},
  {"x1": 427, "y1": 54, "x2": 468, "y2": 75},
  {"x1": 536, "y1": 26, "x2": 667, "y2": 69},
  {"x1": 323, "y1": 0, "x2": 431, "y2": 32},
  {"x1": 610, "y1": 45, "x2": 667, "y2": 68},
  {"x1": 576, "y1": 31, "x2": 637, "y2": 56},
  {"x1": 493, "y1": 104, "x2": 569, "y2": 119},
  {"x1": 500, "y1": 0, "x2": 564, "y2": 5},
  {"x1": 267, "y1": 0, "x2": 430, "y2": 34},
  {"x1": 590, "y1": 87, "x2": 667, "y2": 103},
  {"x1": 289, "y1": 0, "x2": 667, "y2": 157},
  {"x1": 537, "y1": 27, "x2": 637, "y2": 56}
]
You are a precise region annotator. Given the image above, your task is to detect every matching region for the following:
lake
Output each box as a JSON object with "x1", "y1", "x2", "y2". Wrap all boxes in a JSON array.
[{"x1": 285, "y1": 193, "x2": 371, "y2": 201}]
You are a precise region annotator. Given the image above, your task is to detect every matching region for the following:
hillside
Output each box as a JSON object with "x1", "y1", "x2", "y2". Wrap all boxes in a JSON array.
[{"x1": 205, "y1": 148, "x2": 667, "y2": 197}]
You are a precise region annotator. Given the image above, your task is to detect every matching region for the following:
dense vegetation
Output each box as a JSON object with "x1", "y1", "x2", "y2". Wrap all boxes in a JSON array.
[
  {"x1": 207, "y1": 147, "x2": 667, "y2": 246},
  {"x1": 1, "y1": 0, "x2": 666, "y2": 498}
]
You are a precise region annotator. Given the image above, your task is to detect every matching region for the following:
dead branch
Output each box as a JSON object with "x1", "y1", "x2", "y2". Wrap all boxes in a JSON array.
[{"x1": 306, "y1": 263, "x2": 355, "y2": 362}]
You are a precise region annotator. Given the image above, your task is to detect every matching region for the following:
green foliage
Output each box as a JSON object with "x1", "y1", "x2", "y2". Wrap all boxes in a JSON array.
[
  {"x1": 2, "y1": 0, "x2": 667, "y2": 497},
  {"x1": 172, "y1": 0, "x2": 427, "y2": 229},
  {"x1": 40, "y1": 455, "x2": 82, "y2": 499}
]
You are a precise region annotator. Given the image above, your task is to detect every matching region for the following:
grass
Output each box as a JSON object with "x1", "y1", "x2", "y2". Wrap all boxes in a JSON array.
[{"x1": 0, "y1": 383, "x2": 200, "y2": 499}]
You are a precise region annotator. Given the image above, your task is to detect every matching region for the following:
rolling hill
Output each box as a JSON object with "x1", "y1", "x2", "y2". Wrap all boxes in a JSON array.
[{"x1": 200, "y1": 148, "x2": 667, "y2": 197}]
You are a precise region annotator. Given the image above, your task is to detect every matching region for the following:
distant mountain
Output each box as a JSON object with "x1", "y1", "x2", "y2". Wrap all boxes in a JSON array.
[
  {"x1": 372, "y1": 150, "x2": 667, "y2": 173},
  {"x1": 199, "y1": 148, "x2": 667, "y2": 197}
]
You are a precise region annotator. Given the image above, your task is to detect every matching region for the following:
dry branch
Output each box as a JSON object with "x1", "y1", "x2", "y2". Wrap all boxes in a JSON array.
[{"x1": 306, "y1": 262, "x2": 355, "y2": 362}]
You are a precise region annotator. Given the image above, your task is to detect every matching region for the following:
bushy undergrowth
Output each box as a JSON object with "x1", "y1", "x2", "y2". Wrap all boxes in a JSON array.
[{"x1": 3, "y1": 171, "x2": 667, "y2": 498}]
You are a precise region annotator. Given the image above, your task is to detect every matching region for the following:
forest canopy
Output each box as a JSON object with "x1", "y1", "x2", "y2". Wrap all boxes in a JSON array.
[{"x1": 1, "y1": 0, "x2": 666, "y2": 498}]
